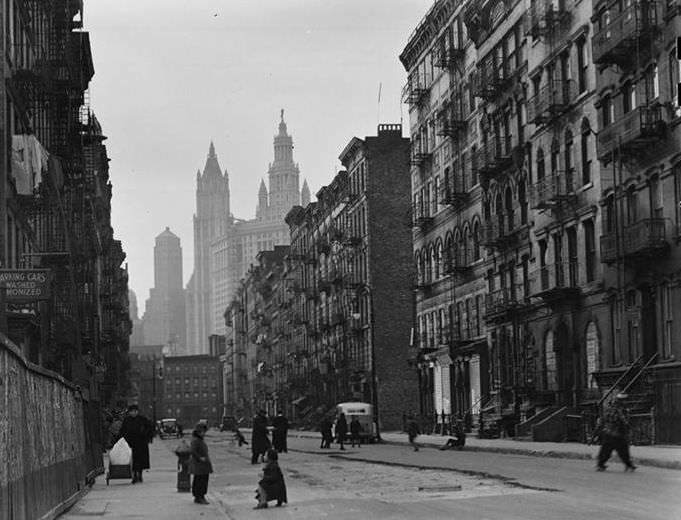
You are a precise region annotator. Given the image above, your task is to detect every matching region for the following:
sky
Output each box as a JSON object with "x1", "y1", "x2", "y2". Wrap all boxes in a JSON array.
[{"x1": 85, "y1": 0, "x2": 431, "y2": 314}]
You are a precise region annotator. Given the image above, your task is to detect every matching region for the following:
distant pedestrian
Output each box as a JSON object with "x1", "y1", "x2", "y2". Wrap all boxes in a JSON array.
[
  {"x1": 407, "y1": 416, "x2": 420, "y2": 451},
  {"x1": 272, "y1": 411, "x2": 289, "y2": 453},
  {"x1": 350, "y1": 417, "x2": 362, "y2": 447},
  {"x1": 189, "y1": 423, "x2": 213, "y2": 504},
  {"x1": 319, "y1": 417, "x2": 333, "y2": 449},
  {"x1": 439, "y1": 422, "x2": 466, "y2": 450},
  {"x1": 234, "y1": 427, "x2": 248, "y2": 447},
  {"x1": 596, "y1": 393, "x2": 637, "y2": 472},
  {"x1": 335, "y1": 413, "x2": 348, "y2": 451},
  {"x1": 254, "y1": 449, "x2": 288, "y2": 509},
  {"x1": 251, "y1": 410, "x2": 271, "y2": 464},
  {"x1": 118, "y1": 404, "x2": 154, "y2": 483}
]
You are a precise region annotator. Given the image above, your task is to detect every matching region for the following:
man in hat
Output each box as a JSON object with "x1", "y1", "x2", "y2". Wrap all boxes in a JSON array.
[
  {"x1": 596, "y1": 393, "x2": 637, "y2": 472},
  {"x1": 119, "y1": 404, "x2": 154, "y2": 483},
  {"x1": 251, "y1": 410, "x2": 271, "y2": 464}
]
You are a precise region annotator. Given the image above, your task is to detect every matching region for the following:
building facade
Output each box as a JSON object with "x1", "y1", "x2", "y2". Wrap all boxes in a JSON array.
[
  {"x1": 280, "y1": 125, "x2": 417, "y2": 431},
  {"x1": 1, "y1": 0, "x2": 131, "y2": 409},
  {"x1": 161, "y1": 354, "x2": 224, "y2": 427},
  {"x1": 143, "y1": 227, "x2": 186, "y2": 351},
  {"x1": 401, "y1": 0, "x2": 681, "y2": 442}
]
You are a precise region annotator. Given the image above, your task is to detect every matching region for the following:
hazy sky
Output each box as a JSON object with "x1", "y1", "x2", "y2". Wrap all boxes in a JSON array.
[{"x1": 86, "y1": 0, "x2": 430, "y2": 314}]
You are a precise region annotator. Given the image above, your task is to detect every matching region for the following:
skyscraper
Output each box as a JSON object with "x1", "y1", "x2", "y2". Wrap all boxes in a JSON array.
[
  {"x1": 143, "y1": 227, "x2": 186, "y2": 351},
  {"x1": 187, "y1": 112, "x2": 308, "y2": 350},
  {"x1": 185, "y1": 144, "x2": 231, "y2": 354}
]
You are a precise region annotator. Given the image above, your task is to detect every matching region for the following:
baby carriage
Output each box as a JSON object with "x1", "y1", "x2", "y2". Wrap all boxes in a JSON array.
[{"x1": 106, "y1": 437, "x2": 132, "y2": 485}]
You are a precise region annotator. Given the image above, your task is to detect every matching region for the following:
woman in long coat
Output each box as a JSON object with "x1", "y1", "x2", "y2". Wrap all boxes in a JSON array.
[
  {"x1": 119, "y1": 404, "x2": 153, "y2": 483},
  {"x1": 189, "y1": 425, "x2": 213, "y2": 504},
  {"x1": 251, "y1": 410, "x2": 270, "y2": 464},
  {"x1": 254, "y1": 449, "x2": 287, "y2": 509},
  {"x1": 335, "y1": 413, "x2": 348, "y2": 451}
]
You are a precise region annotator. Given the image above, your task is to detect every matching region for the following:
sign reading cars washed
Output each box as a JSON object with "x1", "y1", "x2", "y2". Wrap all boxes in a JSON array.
[{"x1": 0, "y1": 269, "x2": 52, "y2": 301}]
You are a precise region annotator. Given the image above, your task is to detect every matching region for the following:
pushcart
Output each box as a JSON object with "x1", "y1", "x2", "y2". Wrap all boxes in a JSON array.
[
  {"x1": 106, "y1": 462, "x2": 132, "y2": 485},
  {"x1": 106, "y1": 437, "x2": 133, "y2": 485}
]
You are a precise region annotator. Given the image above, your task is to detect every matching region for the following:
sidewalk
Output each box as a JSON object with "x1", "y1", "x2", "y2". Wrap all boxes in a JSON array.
[
  {"x1": 288, "y1": 429, "x2": 681, "y2": 470},
  {"x1": 59, "y1": 440, "x2": 229, "y2": 520}
]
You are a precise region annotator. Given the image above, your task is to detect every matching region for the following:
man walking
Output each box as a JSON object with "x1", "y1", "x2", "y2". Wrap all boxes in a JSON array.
[
  {"x1": 272, "y1": 411, "x2": 289, "y2": 453},
  {"x1": 118, "y1": 404, "x2": 154, "y2": 483},
  {"x1": 407, "y1": 415, "x2": 420, "y2": 452},
  {"x1": 596, "y1": 393, "x2": 637, "y2": 472},
  {"x1": 349, "y1": 417, "x2": 362, "y2": 448},
  {"x1": 251, "y1": 410, "x2": 270, "y2": 464},
  {"x1": 335, "y1": 413, "x2": 348, "y2": 451}
]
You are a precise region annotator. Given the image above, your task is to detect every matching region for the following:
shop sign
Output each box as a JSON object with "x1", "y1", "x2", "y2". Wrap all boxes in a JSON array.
[{"x1": 0, "y1": 269, "x2": 52, "y2": 301}]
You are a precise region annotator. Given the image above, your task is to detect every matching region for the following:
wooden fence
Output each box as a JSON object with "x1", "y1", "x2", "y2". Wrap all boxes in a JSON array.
[{"x1": 0, "y1": 334, "x2": 103, "y2": 520}]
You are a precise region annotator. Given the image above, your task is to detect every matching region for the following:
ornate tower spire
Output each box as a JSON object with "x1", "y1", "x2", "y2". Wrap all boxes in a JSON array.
[
  {"x1": 268, "y1": 111, "x2": 300, "y2": 217},
  {"x1": 257, "y1": 178, "x2": 269, "y2": 219},
  {"x1": 301, "y1": 179, "x2": 311, "y2": 206}
]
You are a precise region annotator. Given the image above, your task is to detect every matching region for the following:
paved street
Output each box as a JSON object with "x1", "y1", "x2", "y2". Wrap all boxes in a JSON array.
[{"x1": 64, "y1": 430, "x2": 681, "y2": 520}]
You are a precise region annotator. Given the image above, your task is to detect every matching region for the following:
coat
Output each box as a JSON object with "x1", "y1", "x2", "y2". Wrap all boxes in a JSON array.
[
  {"x1": 188, "y1": 435, "x2": 213, "y2": 475},
  {"x1": 251, "y1": 414, "x2": 271, "y2": 455},
  {"x1": 350, "y1": 419, "x2": 362, "y2": 435},
  {"x1": 335, "y1": 416, "x2": 348, "y2": 438},
  {"x1": 119, "y1": 415, "x2": 153, "y2": 470},
  {"x1": 258, "y1": 460, "x2": 287, "y2": 503}
]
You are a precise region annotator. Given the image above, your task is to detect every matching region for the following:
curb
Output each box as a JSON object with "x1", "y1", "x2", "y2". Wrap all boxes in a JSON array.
[{"x1": 289, "y1": 431, "x2": 681, "y2": 470}]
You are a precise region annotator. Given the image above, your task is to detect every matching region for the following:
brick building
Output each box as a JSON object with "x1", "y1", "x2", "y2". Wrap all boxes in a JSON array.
[
  {"x1": 400, "y1": 0, "x2": 681, "y2": 442},
  {"x1": 161, "y1": 355, "x2": 223, "y2": 427},
  {"x1": 282, "y1": 125, "x2": 417, "y2": 431}
]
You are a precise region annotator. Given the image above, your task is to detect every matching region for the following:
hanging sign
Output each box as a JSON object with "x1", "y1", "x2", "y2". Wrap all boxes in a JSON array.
[{"x1": 0, "y1": 269, "x2": 52, "y2": 301}]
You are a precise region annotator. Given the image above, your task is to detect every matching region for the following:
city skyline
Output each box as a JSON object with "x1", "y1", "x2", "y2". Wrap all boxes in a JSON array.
[{"x1": 85, "y1": 0, "x2": 430, "y2": 306}]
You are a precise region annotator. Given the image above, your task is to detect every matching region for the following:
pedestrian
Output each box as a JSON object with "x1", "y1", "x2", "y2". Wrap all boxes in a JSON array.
[
  {"x1": 335, "y1": 412, "x2": 348, "y2": 451},
  {"x1": 596, "y1": 393, "x2": 637, "y2": 472},
  {"x1": 349, "y1": 417, "x2": 362, "y2": 448},
  {"x1": 319, "y1": 417, "x2": 333, "y2": 449},
  {"x1": 439, "y1": 421, "x2": 466, "y2": 450},
  {"x1": 272, "y1": 411, "x2": 289, "y2": 453},
  {"x1": 254, "y1": 449, "x2": 288, "y2": 509},
  {"x1": 251, "y1": 409, "x2": 271, "y2": 464},
  {"x1": 407, "y1": 416, "x2": 420, "y2": 451},
  {"x1": 234, "y1": 427, "x2": 248, "y2": 447},
  {"x1": 189, "y1": 423, "x2": 213, "y2": 504},
  {"x1": 118, "y1": 404, "x2": 154, "y2": 483}
]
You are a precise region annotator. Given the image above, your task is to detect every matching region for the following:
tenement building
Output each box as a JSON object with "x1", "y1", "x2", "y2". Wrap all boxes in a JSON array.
[
  {"x1": 401, "y1": 0, "x2": 681, "y2": 442},
  {"x1": 186, "y1": 112, "x2": 310, "y2": 354},
  {"x1": 282, "y1": 125, "x2": 417, "y2": 431}
]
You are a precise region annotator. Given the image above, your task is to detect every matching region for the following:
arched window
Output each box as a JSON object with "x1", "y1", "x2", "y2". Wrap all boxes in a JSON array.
[
  {"x1": 544, "y1": 330, "x2": 558, "y2": 391},
  {"x1": 435, "y1": 242, "x2": 443, "y2": 279},
  {"x1": 585, "y1": 322, "x2": 600, "y2": 389},
  {"x1": 473, "y1": 222, "x2": 481, "y2": 260},
  {"x1": 490, "y1": 1, "x2": 506, "y2": 25},
  {"x1": 518, "y1": 180, "x2": 528, "y2": 225},
  {"x1": 550, "y1": 137, "x2": 560, "y2": 174},
  {"x1": 495, "y1": 193, "x2": 504, "y2": 232},
  {"x1": 580, "y1": 118, "x2": 592, "y2": 185},
  {"x1": 564, "y1": 129, "x2": 574, "y2": 191},
  {"x1": 536, "y1": 147, "x2": 545, "y2": 181},
  {"x1": 505, "y1": 187, "x2": 514, "y2": 231},
  {"x1": 464, "y1": 227, "x2": 473, "y2": 258}
]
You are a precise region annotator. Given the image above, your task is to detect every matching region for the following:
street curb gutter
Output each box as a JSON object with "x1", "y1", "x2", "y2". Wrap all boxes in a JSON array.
[
  {"x1": 289, "y1": 432, "x2": 681, "y2": 471},
  {"x1": 39, "y1": 483, "x2": 92, "y2": 520}
]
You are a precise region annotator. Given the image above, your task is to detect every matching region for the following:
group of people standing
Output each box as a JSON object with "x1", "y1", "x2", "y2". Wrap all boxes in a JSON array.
[{"x1": 319, "y1": 413, "x2": 363, "y2": 450}]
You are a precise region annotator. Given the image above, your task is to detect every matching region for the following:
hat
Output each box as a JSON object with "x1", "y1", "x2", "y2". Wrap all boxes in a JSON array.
[{"x1": 127, "y1": 404, "x2": 139, "y2": 411}]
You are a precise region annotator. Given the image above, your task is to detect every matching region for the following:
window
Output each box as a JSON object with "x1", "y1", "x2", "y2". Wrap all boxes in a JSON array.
[
  {"x1": 661, "y1": 283, "x2": 673, "y2": 359},
  {"x1": 577, "y1": 38, "x2": 588, "y2": 93},
  {"x1": 649, "y1": 176, "x2": 662, "y2": 218},
  {"x1": 670, "y1": 49, "x2": 680, "y2": 108},
  {"x1": 580, "y1": 119, "x2": 592, "y2": 185},
  {"x1": 675, "y1": 165, "x2": 681, "y2": 232},
  {"x1": 626, "y1": 187, "x2": 637, "y2": 224},
  {"x1": 602, "y1": 96, "x2": 613, "y2": 126},
  {"x1": 518, "y1": 180, "x2": 528, "y2": 224},
  {"x1": 622, "y1": 82, "x2": 632, "y2": 113},
  {"x1": 585, "y1": 322, "x2": 600, "y2": 389},
  {"x1": 584, "y1": 219, "x2": 596, "y2": 282},
  {"x1": 564, "y1": 130, "x2": 574, "y2": 191},
  {"x1": 536, "y1": 148, "x2": 545, "y2": 181}
]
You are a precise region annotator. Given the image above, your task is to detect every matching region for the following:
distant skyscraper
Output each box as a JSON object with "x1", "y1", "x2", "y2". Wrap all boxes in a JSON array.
[
  {"x1": 143, "y1": 227, "x2": 186, "y2": 352},
  {"x1": 129, "y1": 289, "x2": 144, "y2": 347},
  {"x1": 186, "y1": 143, "x2": 231, "y2": 354}
]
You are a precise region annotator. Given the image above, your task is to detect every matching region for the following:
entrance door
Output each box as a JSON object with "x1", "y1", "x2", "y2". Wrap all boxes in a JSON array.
[
  {"x1": 555, "y1": 323, "x2": 574, "y2": 406},
  {"x1": 639, "y1": 283, "x2": 658, "y2": 361}
]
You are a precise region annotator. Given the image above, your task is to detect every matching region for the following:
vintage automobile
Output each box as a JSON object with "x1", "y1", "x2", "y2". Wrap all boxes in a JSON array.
[{"x1": 158, "y1": 418, "x2": 183, "y2": 439}]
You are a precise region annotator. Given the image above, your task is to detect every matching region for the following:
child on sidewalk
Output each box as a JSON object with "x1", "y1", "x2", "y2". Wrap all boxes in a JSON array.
[
  {"x1": 189, "y1": 424, "x2": 213, "y2": 504},
  {"x1": 254, "y1": 449, "x2": 288, "y2": 509}
]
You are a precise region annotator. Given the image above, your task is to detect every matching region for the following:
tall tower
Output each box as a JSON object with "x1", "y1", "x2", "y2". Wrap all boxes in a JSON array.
[
  {"x1": 144, "y1": 228, "x2": 186, "y2": 350},
  {"x1": 267, "y1": 110, "x2": 300, "y2": 219},
  {"x1": 301, "y1": 179, "x2": 311, "y2": 207},
  {"x1": 187, "y1": 143, "x2": 230, "y2": 354}
]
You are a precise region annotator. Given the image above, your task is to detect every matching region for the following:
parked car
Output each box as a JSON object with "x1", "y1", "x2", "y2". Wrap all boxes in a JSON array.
[
  {"x1": 336, "y1": 402, "x2": 377, "y2": 442},
  {"x1": 159, "y1": 418, "x2": 182, "y2": 439}
]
